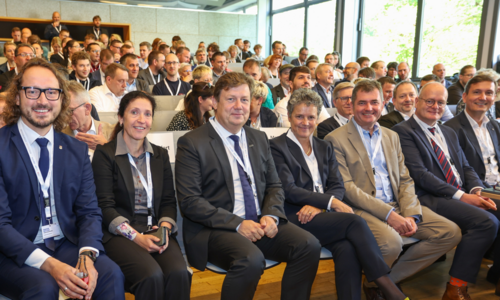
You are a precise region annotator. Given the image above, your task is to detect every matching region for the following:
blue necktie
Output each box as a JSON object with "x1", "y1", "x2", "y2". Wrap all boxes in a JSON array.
[
  {"x1": 229, "y1": 135, "x2": 258, "y2": 222},
  {"x1": 35, "y1": 138, "x2": 55, "y2": 251}
]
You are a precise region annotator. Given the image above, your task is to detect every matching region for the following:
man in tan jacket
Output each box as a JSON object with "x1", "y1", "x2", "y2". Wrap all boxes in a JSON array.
[
  {"x1": 325, "y1": 79, "x2": 461, "y2": 296},
  {"x1": 63, "y1": 81, "x2": 114, "y2": 160}
]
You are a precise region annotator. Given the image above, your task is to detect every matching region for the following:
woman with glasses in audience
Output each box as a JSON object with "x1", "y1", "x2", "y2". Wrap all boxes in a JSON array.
[
  {"x1": 92, "y1": 91, "x2": 191, "y2": 300},
  {"x1": 63, "y1": 40, "x2": 81, "y2": 69},
  {"x1": 267, "y1": 54, "x2": 282, "y2": 79},
  {"x1": 167, "y1": 82, "x2": 214, "y2": 131},
  {"x1": 49, "y1": 37, "x2": 64, "y2": 64},
  {"x1": 270, "y1": 89, "x2": 408, "y2": 300},
  {"x1": 246, "y1": 81, "x2": 277, "y2": 129}
]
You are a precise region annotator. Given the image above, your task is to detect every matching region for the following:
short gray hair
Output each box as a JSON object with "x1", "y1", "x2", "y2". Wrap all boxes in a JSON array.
[
  {"x1": 253, "y1": 81, "x2": 268, "y2": 100},
  {"x1": 66, "y1": 81, "x2": 90, "y2": 104},
  {"x1": 287, "y1": 88, "x2": 323, "y2": 118}
]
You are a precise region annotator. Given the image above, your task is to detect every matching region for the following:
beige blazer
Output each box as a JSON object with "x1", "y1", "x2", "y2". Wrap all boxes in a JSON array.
[
  {"x1": 62, "y1": 118, "x2": 115, "y2": 141},
  {"x1": 324, "y1": 120, "x2": 422, "y2": 221}
]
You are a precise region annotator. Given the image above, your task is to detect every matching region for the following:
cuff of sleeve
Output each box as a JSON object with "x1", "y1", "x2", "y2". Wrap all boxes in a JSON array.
[
  {"x1": 470, "y1": 186, "x2": 484, "y2": 195},
  {"x1": 109, "y1": 216, "x2": 129, "y2": 235},
  {"x1": 263, "y1": 215, "x2": 279, "y2": 226},
  {"x1": 384, "y1": 208, "x2": 395, "y2": 221},
  {"x1": 25, "y1": 248, "x2": 51, "y2": 269},
  {"x1": 79, "y1": 247, "x2": 100, "y2": 258},
  {"x1": 411, "y1": 215, "x2": 422, "y2": 224},
  {"x1": 158, "y1": 217, "x2": 178, "y2": 233},
  {"x1": 326, "y1": 196, "x2": 335, "y2": 212},
  {"x1": 452, "y1": 190, "x2": 465, "y2": 200},
  {"x1": 236, "y1": 223, "x2": 241, "y2": 232}
]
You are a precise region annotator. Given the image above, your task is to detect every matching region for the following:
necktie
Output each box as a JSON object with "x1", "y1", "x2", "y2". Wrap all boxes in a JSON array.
[
  {"x1": 428, "y1": 128, "x2": 461, "y2": 189},
  {"x1": 228, "y1": 135, "x2": 258, "y2": 222},
  {"x1": 35, "y1": 138, "x2": 55, "y2": 251}
]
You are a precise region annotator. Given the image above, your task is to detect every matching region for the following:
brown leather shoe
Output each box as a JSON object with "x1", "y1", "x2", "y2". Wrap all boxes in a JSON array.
[
  {"x1": 442, "y1": 282, "x2": 471, "y2": 300},
  {"x1": 363, "y1": 284, "x2": 386, "y2": 300}
]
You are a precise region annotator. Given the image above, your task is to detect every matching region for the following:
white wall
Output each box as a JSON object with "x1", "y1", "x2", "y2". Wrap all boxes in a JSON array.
[{"x1": 0, "y1": 0, "x2": 258, "y2": 54}]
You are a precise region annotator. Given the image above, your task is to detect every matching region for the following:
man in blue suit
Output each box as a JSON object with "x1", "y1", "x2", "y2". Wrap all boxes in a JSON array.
[
  {"x1": 0, "y1": 58, "x2": 124, "y2": 300},
  {"x1": 392, "y1": 82, "x2": 499, "y2": 300}
]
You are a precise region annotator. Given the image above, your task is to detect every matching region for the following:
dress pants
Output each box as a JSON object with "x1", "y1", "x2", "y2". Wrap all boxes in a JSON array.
[
  {"x1": 0, "y1": 239, "x2": 125, "y2": 300},
  {"x1": 287, "y1": 211, "x2": 391, "y2": 300},
  {"x1": 419, "y1": 195, "x2": 500, "y2": 283},
  {"x1": 355, "y1": 205, "x2": 462, "y2": 283},
  {"x1": 207, "y1": 221, "x2": 321, "y2": 300}
]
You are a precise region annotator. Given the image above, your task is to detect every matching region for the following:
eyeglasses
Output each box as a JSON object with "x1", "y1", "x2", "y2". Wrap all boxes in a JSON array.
[
  {"x1": 165, "y1": 61, "x2": 178, "y2": 66},
  {"x1": 16, "y1": 53, "x2": 35, "y2": 58},
  {"x1": 420, "y1": 98, "x2": 447, "y2": 108},
  {"x1": 68, "y1": 102, "x2": 86, "y2": 115},
  {"x1": 21, "y1": 86, "x2": 62, "y2": 101},
  {"x1": 336, "y1": 96, "x2": 352, "y2": 102}
]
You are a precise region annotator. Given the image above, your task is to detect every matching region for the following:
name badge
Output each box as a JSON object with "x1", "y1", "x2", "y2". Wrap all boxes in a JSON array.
[{"x1": 42, "y1": 223, "x2": 61, "y2": 239}]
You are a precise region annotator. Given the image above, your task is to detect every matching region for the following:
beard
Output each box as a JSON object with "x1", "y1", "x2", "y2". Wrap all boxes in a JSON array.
[{"x1": 21, "y1": 103, "x2": 58, "y2": 129}]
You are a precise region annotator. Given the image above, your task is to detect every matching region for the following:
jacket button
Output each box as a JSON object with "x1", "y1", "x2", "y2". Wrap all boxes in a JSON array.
[
  {"x1": 371, "y1": 191, "x2": 375, "y2": 195},
  {"x1": 34, "y1": 216, "x2": 40, "y2": 221}
]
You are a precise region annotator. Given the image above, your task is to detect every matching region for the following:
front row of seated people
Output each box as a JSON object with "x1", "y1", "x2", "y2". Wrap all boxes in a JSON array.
[{"x1": 0, "y1": 58, "x2": 499, "y2": 300}]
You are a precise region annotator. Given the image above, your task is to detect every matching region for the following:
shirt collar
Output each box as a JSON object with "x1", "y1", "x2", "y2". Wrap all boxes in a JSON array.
[
  {"x1": 115, "y1": 130, "x2": 154, "y2": 156},
  {"x1": 126, "y1": 79, "x2": 137, "y2": 88},
  {"x1": 351, "y1": 117, "x2": 380, "y2": 136},
  {"x1": 395, "y1": 108, "x2": 414, "y2": 120},
  {"x1": 413, "y1": 114, "x2": 437, "y2": 132},
  {"x1": 318, "y1": 82, "x2": 333, "y2": 94},
  {"x1": 73, "y1": 117, "x2": 96, "y2": 136},
  {"x1": 335, "y1": 112, "x2": 349, "y2": 124},
  {"x1": 212, "y1": 116, "x2": 243, "y2": 140},
  {"x1": 286, "y1": 129, "x2": 314, "y2": 156},
  {"x1": 103, "y1": 82, "x2": 126, "y2": 99},
  {"x1": 18, "y1": 117, "x2": 54, "y2": 146},
  {"x1": 464, "y1": 109, "x2": 489, "y2": 128}
]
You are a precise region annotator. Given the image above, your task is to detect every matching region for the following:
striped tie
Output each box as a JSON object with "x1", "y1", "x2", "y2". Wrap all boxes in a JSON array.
[{"x1": 428, "y1": 128, "x2": 461, "y2": 189}]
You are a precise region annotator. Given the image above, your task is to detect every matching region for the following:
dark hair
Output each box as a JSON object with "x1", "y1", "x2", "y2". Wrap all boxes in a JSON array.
[
  {"x1": 214, "y1": 73, "x2": 254, "y2": 102},
  {"x1": 306, "y1": 55, "x2": 319, "y2": 63},
  {"x1": 15, "y1": 43, "x2": 34, "y2": 57},
  {"x1": 100, "y1": 48, "x2": 113, "y2": 61},
  {"x1": 93, "y1": 15, "x2": 101, "y2": 21},
  {"x1": 243, "y1": 59, "x2": 260, "y2": 70},
  {"x1": 243, "y1": 40, "x2": 250, "y2": 44},
  {"x1": 120, "y1": 53, "x2": 138, "y2": 65},
  {"x1": 358, "y1": 67, "x2": 376, "y2": 79},
  {"x1": 387, "y1": 62, "x2": 398, "y2": 70},
  {"x1": 172, "y1": 35, "x2": 181, "y2": 43},
  {"x1": 420, "y1": 74, "x2": 439, "y2": 83},
  {"x1": 147, "y1": 50, "x2": 163, "y2": 66},
  {"x1": 332, "y1": 51, "x2": 342, "y2": 69},
  {"x1": 377, "y1": 76, "x2": 396, "y2": 86},
  {"x1": 11, "y1": 27, "x2": 20, "y2": 33},
  {"x1": 234, "y1": 38, "x2": 242, "y2": 44},
  {"x1": 27, "y1": 34, "x2": 41, "y2": 45},
  {"x1": 356, "y1": 56, "x2": 370, "y2": 66},
  {"x1": 352, "y1": 79, "x2": 383, "y2": 106},
  {"x1": 184, "y1": 82, "x2": 214, "y2": 129},
  {"x1": 110, "y1": 39, "x2": 122, "y2": 48},
  {"x1": 464, "y1": 74, "x2": 498, "y2": 94},
  {"x1": 298, "y1": 47, "x2": 308, "y2": 54},
  {"x1": 110, "y1": 91, "x2": 157, "y2": 140},
  {"x1": 71, "y1": 51, "x2": 91, "y2": 66},
  {"x1": 211, "y1": 51, "x2": 225, "y2": 62},
  {"x1": 207, "y1": 43, "x2": 220, "y2": 53},
  {"x1": 393, "y1": 81, "x2": 418, "y2": 98},
  {"x1": 84, "y1": 34, "x2": 96, "y2": 41},
  {"x1": 290, "y1": 66, "x2": 311, "y2": 82},
  {"x1": 271, "y1": 41, "x2": 282, "y2": 49},
  {"x1": 86, "y1": 42, "x2": 100, "y2": 52},
  {"x1": 159, "y1": 44, "x2": 170, "y2": 52},
  {"x1": 63, "y1": 40, "x2": 80, "y2": 67},
  {"x1": 460, "y1": 65, "x2": 475, "y2": 76}
]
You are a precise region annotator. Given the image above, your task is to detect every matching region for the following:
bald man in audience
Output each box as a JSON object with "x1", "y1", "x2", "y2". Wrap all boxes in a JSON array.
[
  {"x1": 334, "y1": 62, "x2": 360, "y2": 87},
  {"x1": 372, "y1": 61, "x2": 387, "y2": 79},
  {"x1": 397, "y1": 62, "x2": 411, "y2": 83},
  {"x1": 433, "y1": 63, "x2": 452, "y2": 88},
  {"x1": 447, "y1": 65, "x2": 476, "y2": 105},
  {"x1": 418, "y1": 74, "x2": 454, "y2": 122},
  {"x1": 99, "y1": 33, "x2": 109, "y2": 48},
  {"x1": 44, "y1": 12, "x2": 68, "y2": 44},
  {"x1": 152, "y1": 53, "x2": 191, "y2": 96},
  {"x1": 20, "y1": 28, "x2": 31, "y2": 44}
]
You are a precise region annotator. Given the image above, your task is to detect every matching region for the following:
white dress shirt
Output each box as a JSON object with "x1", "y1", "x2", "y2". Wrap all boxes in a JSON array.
[
  {"x1": 74, "y1": 118, "x2": 97, "y2": 161},
  {"x1": 18, "y1": 119, "x2": 98, "y2": 269},
  {"x1": 395, "y1": 109, "x2": 413, "y2": 121},
  {"x1": 318, "y1": 83, "x2": 334, "y2": 108},
  {"x1": 89, "y1": 83, "x2": 127, "y2": 112},
  {"x1": 274, "y1": 94, "x2": 331, "y2": 128}
]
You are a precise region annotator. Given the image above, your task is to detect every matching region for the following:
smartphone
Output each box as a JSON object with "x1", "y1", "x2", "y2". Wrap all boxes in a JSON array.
[{"x1": 145, "y1": 227, "x2": 167, "y2": 246}]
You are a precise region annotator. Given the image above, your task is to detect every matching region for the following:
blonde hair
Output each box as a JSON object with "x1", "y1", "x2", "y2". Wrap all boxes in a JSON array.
[
  {"x1": 253, "y1": 81, "x2": 268, "y2": 100},
  {"x1": 261, "y1": 67, "x2": 271, "y2": 83},
  {"x1": 192, "y1": 65, "x2": 212, "y2": 80}
]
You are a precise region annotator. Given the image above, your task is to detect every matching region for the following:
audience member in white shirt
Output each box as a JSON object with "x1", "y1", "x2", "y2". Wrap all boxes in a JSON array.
[{"x1": 89, "y1": 63, "x2": 128, "y2": 112}]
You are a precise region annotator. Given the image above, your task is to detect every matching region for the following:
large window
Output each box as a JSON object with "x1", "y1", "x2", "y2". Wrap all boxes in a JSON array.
[
  {"x1": 272, "y1": 8, "x2": 305, "y2": 57},
  {"x1": 306, "y1": 1, "x2": 336, "y2": 61},
  {"x1": 272, "y1": 0, "x2": 304, "y2": 10},
  {"x1": 361, "y1": 0, "x2": 418, "y2": 68},
  {"x1": 418, "y1": 0, "x2": 483, "y2": 76}
]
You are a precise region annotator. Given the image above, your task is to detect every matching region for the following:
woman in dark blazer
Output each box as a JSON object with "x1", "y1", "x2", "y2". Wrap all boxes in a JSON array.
[
  {"x1": 92, "y1": 91, "x2": 191, "y2": 300},
  {"x1": 270, "y1": 89, "x2": 407, "y2": 300}
]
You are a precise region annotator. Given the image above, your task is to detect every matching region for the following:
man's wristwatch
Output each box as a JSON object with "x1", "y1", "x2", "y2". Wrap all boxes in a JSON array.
[{"x1": 80, "y1": 251, "x2": 97, "y2": 262}]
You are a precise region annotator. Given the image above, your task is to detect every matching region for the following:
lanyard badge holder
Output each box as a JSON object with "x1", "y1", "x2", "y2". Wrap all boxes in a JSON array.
[
  {"x1": 128, "y1": 152, "x2": 154, "y2": 230},
  {"x1": 163, "y1": 78, "x2": 182, "y2": 96}
]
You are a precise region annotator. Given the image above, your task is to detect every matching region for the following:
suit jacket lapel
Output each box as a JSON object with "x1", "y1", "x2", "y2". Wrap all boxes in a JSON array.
[
  {"x1": 488, "y1": 121, "x2": 500, "y2": 162},
  {"x1": 313, "y1": 138, "x2": 326, "y2": 185},
  {"x1": 150, "y1": 150, "x2": 162, "y2": 214},
  {"x1": 52, "y1": 132, "x2": 66, "y2": 208},
  {"x1": 459, "y1": 112, "x2": 483, "y2": 161},
  {"x1": 409, "y1": 117, "x2": 443, "y2": 173},
  {"x1": 346, "y1": 121, "x2": 376, "y2": 187},
  {"x1": 286, "y1": 136, "x2": 313, "y2": 181},
  {"x1": 208, "y1": 123, "x2": 235, "y2": 203},
  {"x1": 316, "y1": 85, "x2": 330, "y2": 108},
  {"x1": 245, "y1": 129, "x2": 262, "y2": 199},
  {"x1": 396, "y1": 112, "x2": 404, "y2": 123},
  {"x1": 116, "y1": 155, "x2": 136, "y2": 209}
]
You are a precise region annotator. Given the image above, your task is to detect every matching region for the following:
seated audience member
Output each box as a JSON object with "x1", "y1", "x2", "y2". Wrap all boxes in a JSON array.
[
  {"x1": 271, "y1": 64, "x2": 294, "y2": 105},
  {"x1": 358, "y1": 67, "x2": 376, "y2": 79},
  {"x1": 291, "y1": 47, "x2": 309, "y2": 67},
  {"x1": 447, "y1": 65, "x2": 476, "y2": 104},
  {"x1": 176, "y1": 46, "x2": 191, "y2": 64},
  {"x1": 198, "y1": 41, "x2": 205, "y2": 50},
  {"x1": 357, "y1": 56, "x2": 370, "y2": 68},
  {"x1": 11, "y1": 27, "x2": 21, "y2": 45},
  {"x1": 87, "y1": 42, "x2": 101, "y2": 73},
  {"x1": 325, "y1": 53, "x2": 343, "y2": 80},
  {"x1": 159, "y1": 44, "x2": 171, "y2": 58},
  {"x1": 0, "y1": 92, "x2": 5, "y2": 128},
  {"x1": 282, "y1": 44, "x2": 291, "y2": 63},
  {"x1": 84, "y1": 34, "x2": 96, "y2": 50},
  {"x1": 63, "y1": 40, "x2": 81, "y2": 69},
  {"x1": 138, "y1": 41, "x2": 152, "y2": 69},
  {"x1": 211, "y1": 51, "x2": 228, "y2": 84},
  {"x1": 28, "y1": 35, "x2": 47, "y2": 59},
  {"x1": 86, "y1": 15, "x2": 108, "y2": 40},
  {"x1": 0, "y1": 43, "x2": 35, "y2": 92},
  {"x1": 92, "y1": 91, "x2": 191, "y2": 299},
  {"x1": 456, "y1": 69, "x2": 500, "y2": 117},
  {"x1": 251, "y1": 44, "x2": 264, "y2": 61},
  {"x1": 61, "y1": 36, "x2": 72, "y2": 50},
  {"x1": 260, "y1": 67, "x2": 271, "y2": 83},
  {"x1": 44, "y1": 11, "x2": 68, "y2": 44},
  {"x1": 306, "y1": 59, "x2": 319, "y2": 86},
  {"x1": 387, "y1": 62, "x2": 398, "y2": 80},
  {"x1": 396, "y1": 62, "x2": 411, "y2": 82},
  {"x1": 433, "y1": 63, "x2": 452, "y2": 88},
  {"x1": 110, "y1": 34, "x2": 123, "y2": 43},
  {"x1": 89, "y1": 63, "x2": 128, "y2": 112},
  {"x1": 243, "y1": 59, "x2": 275, "y2": 109},
  {"x1": 31, "y1": 41, "x2": 44, "y2": 60},
  {"x1": 63, "y1": 81, "x2": 113, "y2": 159},
  {"x1": 174, "y1": 40, "x2": 186, "y2": 54},
  {"x1": 378, "y1": 81, "x2": 418, "y2": 129},
  {"x1": 227, "y1": 45, "x2": 241, "y2": 63},
  {"x1": 334, "y1": 62, "x2": 360, "y2": 87},
  {"x1": 109, "y1": 40, "x2": 123, "y2": 62},
  {"x1": 378, "y1": 76, "x2": 396, "y2": 115},
  {"x1": 99, "y1": 33, "x2": 109, "y2": 49},
  {"x1": 206, "y1": 43, "x2": 219, "y2": 67},
  {"x1": 120, "y1": 53, "x2": 150, "y2": 93},
  {"x1": 179, "y1": 63, "x2": 193, "y2": 83},
  {"x1": 419, "y1": 75, "x2": 455, "y2": 121},
  {"x1": 312, "y1": 63, "x2": 336, "y2": 108},
  {"x1": 271, "y1": 88, "x2": 410, "y2": 300},
  {"x1": 246, "y1": 81, "x2": 277, "y2": 129},
  {"x1": 20, "y1": 28, "x2": 31, "y2": 44},
  {"x1": 123, "y1": 40, "x2": 134, "y2": 48},
  {"x1": 59, "y1": 29, "x2": 70, "y2": 43},
  {"x1": 0, "y1": 58, "x2": 125, "y2": 300},
  {"x1": 234, "y1": 38, "x2": 244, "y2": 61},
  {"x1": 69, "y1": 51, "x2": 99, "y2": 91},
  {"x1": 49, "y1": 37, "x2": 64, "y2": 64},
  {"x1": 392, "y1": 82, "x2": 500, "y2": 299},
  {"x1": 153, "y1": 53, "x2": 191, "y2": 96},
  {"x1": 91, "y1": 49, "x2": 114, "y2": 86},
  {"x1": 317, "y1": 82, "x2": 354, "y2": 139},
  {"x1": 326, "y1": 80, "x2": 461, "y2": 298},
  {"x1": 371, "y1": 61, "x2": 387, "y2": 79},
  {"x1": 137, "y1": 50, "x2": 166, "y2": 85},
  {"x1": 267, "y1": 54, "x2": 282, "y2": 79},
  {"x1": 119, "y1": 43, "x2": 134, "y2": 57},
  {"x1": 167, "y1": 82, "x2": 214, "y2": 131},
  {"x1": 275, "y1": 66, "x2": 331, "y2": 127},
  {"x1": 193, "y1": 48, "x2": 209, "y2": 68},
  {"x1": 0, "y1": 42, "x2": 16, "y2": 74},
  {"x1": 175, "y1": 65, "x2": 213, "y2": 111},
  {"x1": 175, "y1": 72, "x2": 321, "y2": 300},
  {"x1": 152, "y1": 38, "x2": 163, "y2": 51},
  {"x1": 242, "y1": 40, "x2": 253, "y2": 59}
]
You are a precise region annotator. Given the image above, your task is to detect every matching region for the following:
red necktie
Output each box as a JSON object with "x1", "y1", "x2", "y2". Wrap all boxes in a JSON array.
[{"x1": 428, "y1": 128, "x2": 461, "y2": 189}]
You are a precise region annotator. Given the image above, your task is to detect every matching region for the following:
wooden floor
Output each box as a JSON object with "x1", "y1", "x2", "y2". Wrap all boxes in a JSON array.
[{"x1": 125, "y1": 248, "x2": 497, "y2": 300}]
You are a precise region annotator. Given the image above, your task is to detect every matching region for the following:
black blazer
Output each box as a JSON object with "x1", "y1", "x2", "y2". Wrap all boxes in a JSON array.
[
  {"x1": 86, "y1": 27, "x2": 109, "y2": 40},
  {"x1": 175, "y1": 122, "x2": 287, "y2": 270},
  {"x1": 0, "y1": 62, "x2": 8, "y2": 74},
  {"x1": 444, "y1": 111, "x2": 500, "y2": 187},
  {"x1": 317, "y1": 116, "x2": 341, "y2": 140},
  {"x1": 0, "y1": 69, "x2": 15, "y2": 92},
  {"x1": 92, "y1": 138, "x2": 177, "y2": 243},
  {"x1": 90, "y1": 69, "x2": 103, "y2": 87},
  {"x1": 270, "y1": 133, "x2": 345, "y2": 217},
  {"x1": 246, "y1": 107, "x2": 278, "y2": 128},
  {"x1": 311, "y1": 83, "x2": 335, "y2": 108},
  {"x1": 271, "y1": 84, "x2": 286, "y2": 105},
  {"x1": 50, "y1": 53, "x2": 65, "y2": 65},
  {"x1": 447, "y1": 81, "x2": 464, "y2": 105},
  {"x1": 378, "y1": 111, "x2": 404, "y2": 129},
  {"x1": 392, "y1": 116, "x2": 484, "y2": 209},
  {"x1": 69, "y1": 71, "x2": 100, "y2": 90}
]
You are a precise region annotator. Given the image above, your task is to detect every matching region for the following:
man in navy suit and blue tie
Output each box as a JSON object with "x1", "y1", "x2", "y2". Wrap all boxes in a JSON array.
[
  {"x1": 393, "y1": 82, "x2": 500, "y2": 300},
  {"x1": 0, "y1": 58, "x2": 124, "y2": 300}
]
